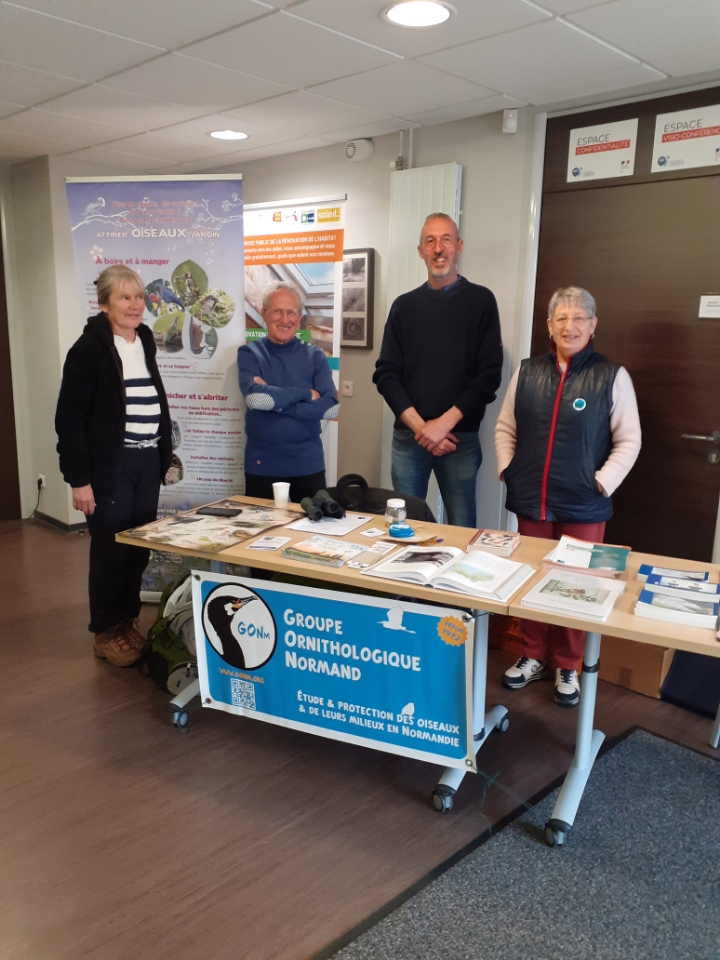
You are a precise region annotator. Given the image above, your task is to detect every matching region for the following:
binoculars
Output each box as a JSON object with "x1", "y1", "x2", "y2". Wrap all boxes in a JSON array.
[{"x1": 300, "y1": 489, "x2": 346, "y2": 521}]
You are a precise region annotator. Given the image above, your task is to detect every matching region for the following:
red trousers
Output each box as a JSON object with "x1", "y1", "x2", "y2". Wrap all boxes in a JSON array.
[{"x1": 518, "y1": 518, "x2": 606, "y2": 670}]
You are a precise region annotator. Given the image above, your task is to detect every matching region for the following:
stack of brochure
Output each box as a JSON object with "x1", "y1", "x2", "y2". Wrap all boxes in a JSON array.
[
  {"x1": 635, "y1": 574, "x2": 720, "y2": 629},
  {"x1": 280, "y1": 536, "x2": 367, "y2": 567},
  {"x1": 520, "y1": 570, "x2": 626, "y2": 622},
  {"x1": 543, "y1": 536, "x2": 630, "y2": 577},
  {"x1": 466, "y1": 528, "x2": 520, "y2": 557},
  {"x1": 362, "y1": 546, "x2": 534, "y2": 601},
  {"x1": 636, "y1": 564, "x2": 709, "y2": 583}
]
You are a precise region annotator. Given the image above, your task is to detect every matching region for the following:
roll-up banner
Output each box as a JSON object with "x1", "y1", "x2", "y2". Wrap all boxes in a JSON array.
[
  {"x1": 65, "y1": 175, "x2": 245, "y2": 593},
  {"x1": 243, "y1": 195, "x2": 345, "y2": 487},
  {"x1": 192, "y1": 573, "x2": 476, "y2": 771}
]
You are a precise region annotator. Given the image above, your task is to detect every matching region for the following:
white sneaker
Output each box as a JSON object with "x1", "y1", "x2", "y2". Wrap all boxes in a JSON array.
[
  {"x1": 502, "y1": 657, "x2": 550, "y2": 689},
  {"x1": 554, "y1": 668, "x2": 580, "y2": 707}
]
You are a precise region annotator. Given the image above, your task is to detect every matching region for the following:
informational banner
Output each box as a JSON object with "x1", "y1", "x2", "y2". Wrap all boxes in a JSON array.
[
  {"x1": 66, "y1": 175, "x2": 245, "y2": 593},
  {"x1": 567, "y1": 118, "x2": 638, "y2": 182},
  {"x1": 243, "y1": 195, "x2": 344, "y2": 485},
  {"x1": 652, "y1": 104, "x2": 720, "y2": 173},
  {"x1": 192, "y1": 573, "x2": 476, "y2": 770}
]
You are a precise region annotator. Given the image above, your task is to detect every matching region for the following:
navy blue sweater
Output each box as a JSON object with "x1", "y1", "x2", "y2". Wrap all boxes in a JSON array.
[
  {"x1": 373, "y1": 278, "x2": 503, "y2": 432},
  {"x1": 237, "y1": 337, "x2": 339, "y2": 477}
]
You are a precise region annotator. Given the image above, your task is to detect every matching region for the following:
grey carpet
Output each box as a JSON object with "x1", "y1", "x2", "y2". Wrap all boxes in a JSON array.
[{"x1": 327, "y1": 730, "x2": 720, "y2": 960}]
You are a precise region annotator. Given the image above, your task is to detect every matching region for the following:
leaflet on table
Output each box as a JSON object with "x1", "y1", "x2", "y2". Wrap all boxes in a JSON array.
[
  {"x1": 286, "y1": 514, "x2": 373, "y2": 536},
  {"x1": 643, "y1": 574, "x2": 720, "y2": 599},
  {"x1": 635, "y1": 589, "x2": 719, "y2": 629},
  {"x1": 543, "y1": 536, "x2": 630, "y2": 576},
  {"x1": 280, "y1": 536, "x2": 366, "y2": 567},
  {"x1": 248, "y1": 536, "x2": 292, "y2": 551},
  {"x1": 467, "y1": 528, "x2": 520, "y2": 557},
  {"x1": 192, "y1": 573, "x2": 476, "y2": 770},
  {"x1": 363, "y1": 546, "x2": 535, "y2": 601},
  {"x1": 520, "y1": 571, "x2": 625, "y2": 622},
  {"x1": 637, "y1": 564, "x2": 709, "y2": 582},
  {"x1": 123, "y1": 502, "x2": 297, "y2": 552}
]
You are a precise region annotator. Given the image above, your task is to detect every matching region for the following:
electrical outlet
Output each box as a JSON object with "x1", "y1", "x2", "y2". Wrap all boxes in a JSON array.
[
  {"x1": 341, "y1": 381, "x2": 354, "y2": 397},
  {"x1": 37, "y1": 474, "x2": 46, "y2": 488}
]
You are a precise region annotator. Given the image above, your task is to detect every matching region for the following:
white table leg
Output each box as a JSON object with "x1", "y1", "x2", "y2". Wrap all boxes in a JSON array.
[
  {"x1": 168, "y1": 678, "x2": 201, "y2": 728},
  {"x1": 710, "y1": 701, "x2": 720, "y2": 749},
  {"x1": 545, "y1": 630, "x2": 605, "y2": 846},
  {"x1": 433, "y1": 611, "x2": 509, "y2": 812}
]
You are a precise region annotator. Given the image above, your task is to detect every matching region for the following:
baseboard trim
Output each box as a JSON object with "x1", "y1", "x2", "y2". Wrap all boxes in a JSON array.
[{"x1": 34, "y1": 511, "x2": 87, "y2": 533}]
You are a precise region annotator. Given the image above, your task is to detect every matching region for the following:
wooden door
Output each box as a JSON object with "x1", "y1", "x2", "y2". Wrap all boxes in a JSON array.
[
  {"x1": 0, "y1": 230, "x2": 21, "y2": 520},
  {"x1": 534, "y1": 90, "x2": 720, "y2": 561}
]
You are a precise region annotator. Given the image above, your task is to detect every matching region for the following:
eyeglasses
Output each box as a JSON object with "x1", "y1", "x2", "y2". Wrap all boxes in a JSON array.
[
  {"x1": 267, "y1": 308, "x2": 301, "y2": 321},
  {"x1": 421, "y1": 235, "x2": 458, "y2": 248},
  {"x1": 551, "y1": 314, "x2": 592, "y2": 326}
]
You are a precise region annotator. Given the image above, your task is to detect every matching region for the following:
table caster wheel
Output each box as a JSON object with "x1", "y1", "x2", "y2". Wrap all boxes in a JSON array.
[
  {"x1": 172, "y1": 710, "x2": 189, "y2": 728},
  {"x1": 432, "y1": 787, "x2": 454, "y2": 813},
  {"x1": 495, "y1": 716, "x2": 509, "y2": 733},
  {"x1": 545, "y1": 819, "x2": 569, "y2": 846}
]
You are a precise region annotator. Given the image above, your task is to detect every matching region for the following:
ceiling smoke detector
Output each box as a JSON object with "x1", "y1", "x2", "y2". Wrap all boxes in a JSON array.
[{"x1": 384, "y1": 1, "x2": 453, "y2": 27}]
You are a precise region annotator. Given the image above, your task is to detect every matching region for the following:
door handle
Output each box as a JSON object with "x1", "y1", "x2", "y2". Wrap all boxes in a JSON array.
[{"x1": 681, "y1": 431, "x2": 720, "y2": 443}]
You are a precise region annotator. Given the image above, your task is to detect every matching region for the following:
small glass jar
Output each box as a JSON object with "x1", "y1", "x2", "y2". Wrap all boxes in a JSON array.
[{"x1": 385, "y1": 498, "x2": 407, "y2": 527}]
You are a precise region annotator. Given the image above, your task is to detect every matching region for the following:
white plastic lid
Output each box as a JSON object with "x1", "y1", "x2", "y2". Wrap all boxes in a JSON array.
[{"x1": 386, "y1": 498, "x2": 405, "y2": 508}]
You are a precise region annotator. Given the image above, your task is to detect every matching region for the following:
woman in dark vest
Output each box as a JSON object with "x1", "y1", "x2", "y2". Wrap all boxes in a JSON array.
[
  {"x1": 495, "y1": 287, "x2": 641, "y2": 706},
  {"x1": 56, "y1": 266, "x2": 172, "y2": 667}
]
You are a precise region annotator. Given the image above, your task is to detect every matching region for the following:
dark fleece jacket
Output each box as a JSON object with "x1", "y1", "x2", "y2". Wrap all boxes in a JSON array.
[{"x1": 55, "y1": 314, "x2": 172, "y2": 495}]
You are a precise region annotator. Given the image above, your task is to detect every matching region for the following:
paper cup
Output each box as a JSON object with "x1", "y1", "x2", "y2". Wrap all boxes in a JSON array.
[{"x1": 272, "y1": 482, "x2": 290, "y2": 508}]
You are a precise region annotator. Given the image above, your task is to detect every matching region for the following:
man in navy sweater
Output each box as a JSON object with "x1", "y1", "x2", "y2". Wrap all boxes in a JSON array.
[
  {"x1": 238, "y1": 284, "x2": 339, "y2": 503},
  {"x1": 373, "y1": 213, "x2": 503, "y2": 527}
]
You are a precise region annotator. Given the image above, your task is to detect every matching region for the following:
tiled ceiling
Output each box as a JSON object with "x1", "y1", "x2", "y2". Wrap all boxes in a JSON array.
[{"x1": 0, "y1": 0, "x2": 718, "y2": 172}]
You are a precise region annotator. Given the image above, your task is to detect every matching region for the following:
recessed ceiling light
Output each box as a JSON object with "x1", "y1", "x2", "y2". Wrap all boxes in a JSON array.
[
  {"x1": 384, "y1": 1, "x2": 452, "y2": 27},
  {"x1": 210, "y1": 129, "x2": 248, "y2": 141}
]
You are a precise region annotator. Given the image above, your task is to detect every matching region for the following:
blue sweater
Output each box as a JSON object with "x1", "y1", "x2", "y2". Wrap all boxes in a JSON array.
[{"x1": 237, "y1": 336, "x2": 339, "y2": 477}]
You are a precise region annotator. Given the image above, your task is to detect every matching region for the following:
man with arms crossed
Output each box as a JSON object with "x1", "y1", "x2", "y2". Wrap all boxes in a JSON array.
[
  {"x1": 238, "y1": 283, "x2": 339, "y2": 503},
  {"x1": 373, "y1": 213, "x2": 503, "y2": 527}
]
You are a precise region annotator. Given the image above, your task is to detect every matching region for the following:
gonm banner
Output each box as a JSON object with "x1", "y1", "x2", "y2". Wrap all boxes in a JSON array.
[{"x1": 192, "y1": 573, "x2": 476, "y2": 770}]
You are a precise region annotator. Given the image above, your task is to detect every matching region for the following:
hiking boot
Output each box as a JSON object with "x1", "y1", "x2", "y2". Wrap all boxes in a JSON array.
[
  {"x1": 502, "y1": 657, "x2": 550, "y2": 689},
  {"x1": 554, "y1": 668, "x2": 580, "y2": 707},
  {"x1": 121, "y1": 619, "x2": 148, "y2": 653},
  {"x1": 94, "y1": 623, "x2": 143, "y2": 667}
]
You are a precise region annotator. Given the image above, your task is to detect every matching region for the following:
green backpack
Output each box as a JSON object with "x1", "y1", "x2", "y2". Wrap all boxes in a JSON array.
[{"x1": 147, "y1": 573, "x2": 198, "y2": 695}]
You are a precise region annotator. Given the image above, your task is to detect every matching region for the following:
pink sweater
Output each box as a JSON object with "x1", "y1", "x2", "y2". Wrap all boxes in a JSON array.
[{"x1": 495, "y1": 364, "x2": 642, "y2": 497}]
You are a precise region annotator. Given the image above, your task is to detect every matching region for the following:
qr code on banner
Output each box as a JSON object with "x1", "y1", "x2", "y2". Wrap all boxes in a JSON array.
[{"x1": 230, "y1": 678, "x2": 256, "y2": 710}]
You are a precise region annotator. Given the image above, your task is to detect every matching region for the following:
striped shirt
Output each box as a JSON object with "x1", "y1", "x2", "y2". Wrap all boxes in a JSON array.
[{"x1": 114, "y1": 334, "x2": 161, "y2": 446}]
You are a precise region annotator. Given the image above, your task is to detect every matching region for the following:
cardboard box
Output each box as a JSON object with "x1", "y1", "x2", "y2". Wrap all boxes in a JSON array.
[{"x1": 599, "y1": 635, "x2": 675, "y2": 699}]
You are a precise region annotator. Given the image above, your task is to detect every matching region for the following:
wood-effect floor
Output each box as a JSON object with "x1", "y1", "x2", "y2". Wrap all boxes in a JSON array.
[{"x1": 0, "y1": 519, "x2": 716, "y2": 960}]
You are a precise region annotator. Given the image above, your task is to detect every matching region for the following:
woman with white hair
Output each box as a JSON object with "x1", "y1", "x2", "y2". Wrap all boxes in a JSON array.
[
  {"x1": 56, "y1": 265, "x2": 172, "y2": 667},
  {"x1": 495, "y1": 286, "x2": 641, "y2": 706}
]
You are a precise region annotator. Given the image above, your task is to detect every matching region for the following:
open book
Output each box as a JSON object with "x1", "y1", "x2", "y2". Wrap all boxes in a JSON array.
[
  {"x1": 543, "y1": 536, "x2": 630, "y2": 577},
  {"x1": 362, "y1": 546, "x2": 534, "y2": 601}
]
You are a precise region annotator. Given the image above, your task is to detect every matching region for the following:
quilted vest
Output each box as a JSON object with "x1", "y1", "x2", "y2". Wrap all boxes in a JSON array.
[{"x1": 504, "y1": 342, "x2": 619, "y2": 523}]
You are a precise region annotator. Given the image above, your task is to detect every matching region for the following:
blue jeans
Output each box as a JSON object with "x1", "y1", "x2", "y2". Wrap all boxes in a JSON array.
[{"x1": 391, "y1": 428, "x2": 482, "y2": 528}]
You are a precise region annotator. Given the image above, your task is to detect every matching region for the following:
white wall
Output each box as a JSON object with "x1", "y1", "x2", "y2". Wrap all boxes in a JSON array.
[
  {"x1": 1, "y1": 110, "x2": 539, "y2": 524},
  {"x1": 209, "y1": 109, "x2": 538, "y2": 520}
]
